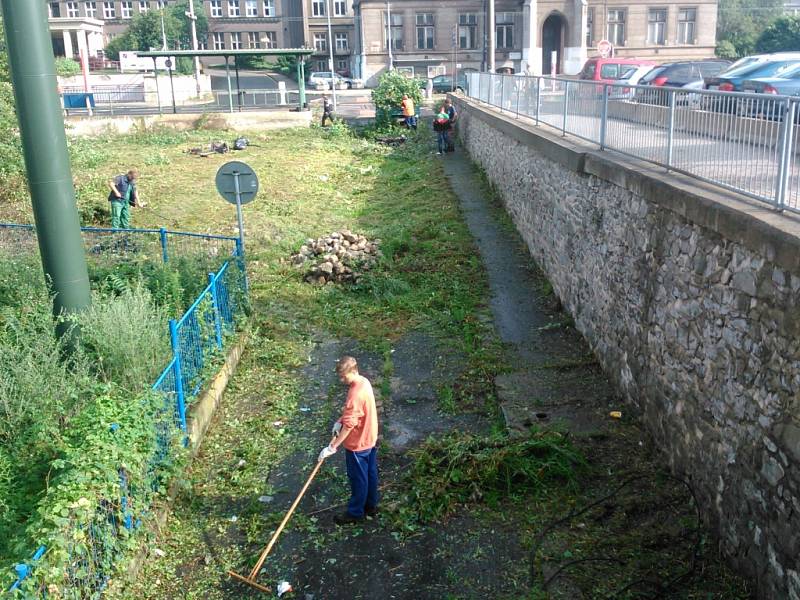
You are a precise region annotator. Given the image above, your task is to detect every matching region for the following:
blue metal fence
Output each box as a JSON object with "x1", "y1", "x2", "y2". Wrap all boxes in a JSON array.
[{"x1": 5, "y1": 226, "x2": 248, "y2": 596}]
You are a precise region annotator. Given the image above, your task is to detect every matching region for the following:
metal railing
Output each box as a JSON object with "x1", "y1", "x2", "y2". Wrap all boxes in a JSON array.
[
  {"x1": 61, "y1": 89, "x2": 301, "y2": 117},
  {"x1": 5, "y1": 226, "x2": 248, "y2": 596},
  {"x1": 466, "y1": 72, "x2": 800, "y2": 212}
]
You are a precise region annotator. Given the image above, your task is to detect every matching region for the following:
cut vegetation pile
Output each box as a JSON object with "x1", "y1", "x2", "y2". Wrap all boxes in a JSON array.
[
  {"x1": 290, "y1": 230, "x2": 382, "y2": 285},
  {"x1": 397, "y1": 431, "x2": 585, "y2": 523}
]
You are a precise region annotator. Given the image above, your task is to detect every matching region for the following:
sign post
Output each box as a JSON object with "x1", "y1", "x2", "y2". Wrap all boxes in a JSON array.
[
  {"x1": 216, "y1": 161, "x2": 258, "y2": 288},
  {"x1": 597, "y1": 40, "x2": 613, "y2": 58}
]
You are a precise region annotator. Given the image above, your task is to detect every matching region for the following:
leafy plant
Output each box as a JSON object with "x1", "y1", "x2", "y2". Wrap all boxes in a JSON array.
[
  {"x1": 54, "y1": 57, "x2": 81, "y2": 77},
  {"x1": 371, "y1": 70, "x2": 423, "y2": 124},
  {"x1": 756, "y1": 15, "x2": 800, "y2": 53}
]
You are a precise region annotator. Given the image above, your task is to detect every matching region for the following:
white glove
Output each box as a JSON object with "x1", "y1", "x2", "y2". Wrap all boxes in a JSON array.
[
  {"x1": 318, "y1": 444, "x2": 336, "y2": 462},
  {"x1": 331, "y1": 422, "x2": 342, "y2": 437}
]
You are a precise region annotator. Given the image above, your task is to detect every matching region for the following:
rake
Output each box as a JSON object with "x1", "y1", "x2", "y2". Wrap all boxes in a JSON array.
[{"x1": 228, "y1": 437, "x2": 334, "y2": 593}]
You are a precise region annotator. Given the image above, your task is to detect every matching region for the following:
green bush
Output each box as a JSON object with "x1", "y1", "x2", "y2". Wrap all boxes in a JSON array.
[
  {"x1": 54, "y1": 57, "x2": 81, "y2": 77},
  {"x1": 371, "y1": 70, "x2": 424, "y2": 124},
  {"x1": 756, "y1": 15, "x2": 800, "y2": 53}
]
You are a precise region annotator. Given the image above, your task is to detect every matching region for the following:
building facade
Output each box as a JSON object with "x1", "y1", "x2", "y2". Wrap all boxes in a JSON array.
[{"x1": 354, "y1": 0, "x2": 718, "y2": 84}]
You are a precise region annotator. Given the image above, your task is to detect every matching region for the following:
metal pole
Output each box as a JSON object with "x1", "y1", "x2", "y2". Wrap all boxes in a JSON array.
[
  {"x1": 233, "y1": 172, "x2": 246, "y2": 255},
  {"x1": 208, "y1": 272, "x2": 223, "y2": 349},
  {"x1": 326, "y1": 0, "x2": 337, "y2": 111},
  {"x1": 167, "y1": 60, "x2": 177, "y2": 114},
  {"x1": 160, "y1": 8, "x2": 168, "y2": 50},
  {"x1": 224, "y1": 56, "x2": 234, "y2": 113},
  {"x1": 297, "y1": 58, "x2": 306, "y2": 109},
  {"x1": 562, "y1": 80, "x2": 569, "y2": 136},
  {"x1": 153, "y1": 57, "x2": 163, "y2": 114},
  {"x1": 600, "y1": 83, "x2": 609, "y2": 149},
  {"x1": 160, "y1": 227, "x2": 169, "y2": 263},
  {"x1": 188, "y1": 0, "x2": 202, "y2": 97},
  {"x1": 666, "y1": 89, "x2": 676, "y2": 169},
  {"x1": 534, "y1": 76, "x2": 541, "y2": 124},
  {"x1": 386, "y1": 0, "x2": 393, "y2": 70},
  {"x1": 775, "y1": 99, "x2": 795, "y2": 210},
  {"x1": 169, "y1": 319, "x2": 187, "y2": 432},
  {"x1": 0, "y1": 0, "x2": 91, "y2": 339},
  {"x1": 234, "y1": 56, "x2": 242, "y2": 112},
  {"x1": 488, "y1": 0, "x2": 495, "y2": 73}
]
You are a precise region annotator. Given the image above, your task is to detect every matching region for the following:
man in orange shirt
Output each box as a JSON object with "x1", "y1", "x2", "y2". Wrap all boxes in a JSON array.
[{"x1": 318, "y1": 356, "x2": 379, "y2": 524}]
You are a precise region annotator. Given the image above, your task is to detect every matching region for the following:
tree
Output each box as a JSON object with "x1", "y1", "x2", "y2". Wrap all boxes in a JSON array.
[
  {"x1": 371, "y1": 70, "x2": 423, "y2": 124},
  {"x1": 756, "y1": 15, "x2": 800, "y2": 53},
  {"x1": 716, "y1": 0, "x2": 783, "y2": 57},
  {"x1": 102, "y1": 2, "x2": 208, "y2": 61}
]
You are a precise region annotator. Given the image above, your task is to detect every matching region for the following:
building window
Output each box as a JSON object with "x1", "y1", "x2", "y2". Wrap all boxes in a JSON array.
[
  {"x1": 230, "y1": 32, "x2": 242, "y2": 49},
  {"x1": 607, "y1": 9, "x2": 626, "y2": 46},
  {"x1": 156, "y1": 0, "x2": 166, "y2": 7},
  {"x1": 210, "y1": 0, "x2": 222, "y2": 17},
  {"x1": 263, "y1": 31, "x2": 277, "y2": 48},
  {"x1": 245, "y1": 0, "x2": 258, "y2": 17},
  {"x1": 458, "y1": 14, "x2": 478, "y2": 49},
  {"x1": 263, "y1": 0, "x2": 274, "y2": 16},
  {"x1": 121, "y1": 1, "x2": 133, "y2": 18},
  {"x1": 312, "y1": 0, "x2": 325, "y2": 16},
  {"x1": 416, "y1": 13, "x2": 434, "y2": 50},
  {"x1": 103, "y1": 1, "x2": 116, "y2": 18},
  {"x1": 85, "y1": 1, "x2": 97, "y2": 18},
  {"x1": 647, "y1": 8, "x2": 667, "y2": 44},
  {"x1": 428, "y1": 65, "x2": 445, "y2": 78},
  {"x1": 139, "y1": 0, "x2": 148, "y2": 12},
  {"x1": 228, "y1": 0, "x2": 240, "y2": 17},
  {"x1": 315, "y1": 59, "x2": 327, "y2": 72},
  {"x1": 213, "y1": 32, "x2": 225, "y2": 49},
  {"x1": 247, "y1": 31, "x2": 260, "y2": 48},
  {"x1": 49, "y1": 2, "x2": 61, "y2": 18},
  {"x1": 496, "y1": 12, "x2": 513, "y2": 49},
  {"x1": 678, "y1": 8, "x2": 697, "y2": 44},
  {"x1": 314, "y1": 32, "x2": 328, "y2": 52},
  {"x1": 586, "y1": 8, "x2": 594, "y2": 46},
  {"x1": 334, "y1": 0, "x2": 346, "y2": 16},
  {"x1": 335, "y1": 32, "x2": 348, "y2": 50},
  {"x1": 67, "y1": 2, "x2": 80, "y2": 17},
  {"x1": 336, "y1": 58, "x2": 348, "y2": 72},
  {"x1": 384, "y1": 12, "x2": 403, "y2": 51}
]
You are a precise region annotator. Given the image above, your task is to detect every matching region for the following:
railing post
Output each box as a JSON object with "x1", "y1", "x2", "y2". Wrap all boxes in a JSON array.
[
  {"x1": 159, "y1": 227, "x2": 168, "y2": 263},
  {"x1": 600, "y1": 84, "x2": 609, "y2": 149},
  {"x1": 516, "y1": 78, "x2": 521, "y2": 118},
  {"x1": 666, "y1": 89, "x2": 677, "y2": 171},
  {"x1": 208, "y1": 271, "x2": 223, "y2": 350},
  {"x1": 775, "y1": 98, "x2": 796, "y2": 210},
  {"x1": 169, "y1": 319, "x2": 187, "y2": 432},
  {"x1": 562, "y1": 80, "x2": 569, "y2": 136},
  {"x1": 534, "y1": 77, "x2": 541, "y2": 125}
]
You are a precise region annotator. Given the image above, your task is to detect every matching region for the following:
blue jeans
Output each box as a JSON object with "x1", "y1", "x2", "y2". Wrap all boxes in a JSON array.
[
  {"x1": 345, "y1": 447, "x2": 379, "y2": 518},
  {"x1": 404, "y1": 116, "x2": 417, "y2": 129},
  {"x1": 437, "y1": 130, "x2": 448, "y2": 153}
]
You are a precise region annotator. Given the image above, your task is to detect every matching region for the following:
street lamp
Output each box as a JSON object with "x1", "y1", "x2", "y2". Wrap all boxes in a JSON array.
[
  {"x1": 326, "y1": 0, "x2": 337, "y2": 111},
  {"x1": 186, "y1": 0, "x2": 202, "y2": 97},
  {"x1": 386, "y1": 1, "x2": 393, "y2": 70}
]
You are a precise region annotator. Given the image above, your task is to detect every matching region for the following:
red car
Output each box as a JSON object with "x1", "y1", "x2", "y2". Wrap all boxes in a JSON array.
[{"x1": 579, "y1": 58, "x2": 658, "y2": 84}]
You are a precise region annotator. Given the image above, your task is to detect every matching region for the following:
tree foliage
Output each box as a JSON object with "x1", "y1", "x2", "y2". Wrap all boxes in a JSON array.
[
  {"x1": 371, "y1": 70, "x2": 423, "y2": 120},
  {"x1": 104, "y1": 1, "x2": 208, "y2": 62},
  {"x1": 756, "y1": 15, "x2": 800, "y2": 53},
  {"x1": 716, "y1": 0, "x2": 784, "y2": 58}
]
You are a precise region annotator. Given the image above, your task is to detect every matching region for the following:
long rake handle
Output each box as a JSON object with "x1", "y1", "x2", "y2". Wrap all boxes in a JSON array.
[{"x1": 248, "y1": 446, "x2": 331, "y2": 579}]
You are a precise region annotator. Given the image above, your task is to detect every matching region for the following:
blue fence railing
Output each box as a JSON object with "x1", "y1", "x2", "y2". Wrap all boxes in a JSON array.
[{"x1": 4, "y1": 226, "x2": 248, "y2": 596}]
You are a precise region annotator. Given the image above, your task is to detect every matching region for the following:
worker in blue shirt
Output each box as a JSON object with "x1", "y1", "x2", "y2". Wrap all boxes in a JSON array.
[
  {"x1": 444, "y1": 99, "x2": 458, "y2": 152},
  {"x1": 108, "y1": 169, "x2": 140, "y2": 229}
]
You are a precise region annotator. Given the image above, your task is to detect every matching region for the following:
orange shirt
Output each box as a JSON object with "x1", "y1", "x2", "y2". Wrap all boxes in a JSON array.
[
  {"x1": 401, "y1": 98, "x2": 415, "y2": 117},
  {"x1": 338, "y1": 375, "x2": 378, "y2": 452}
]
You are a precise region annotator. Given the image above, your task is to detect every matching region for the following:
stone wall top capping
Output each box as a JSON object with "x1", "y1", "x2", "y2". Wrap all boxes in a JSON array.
[{"x1": 452, "y1": 94, "x2": 800, "y2": 273}]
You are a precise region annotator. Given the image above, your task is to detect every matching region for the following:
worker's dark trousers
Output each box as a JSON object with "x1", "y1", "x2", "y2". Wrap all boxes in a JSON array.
[{"x1": 345, "y1": 447, "x2": 379, "y2": 518}]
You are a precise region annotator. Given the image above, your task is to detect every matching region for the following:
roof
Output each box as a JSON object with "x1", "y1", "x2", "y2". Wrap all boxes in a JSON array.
[{"x1": 136, "y1": 49, "x2": 314, "y2": 58}]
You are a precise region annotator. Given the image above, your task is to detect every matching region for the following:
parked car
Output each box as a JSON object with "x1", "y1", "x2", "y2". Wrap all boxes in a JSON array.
[
  {"x1": 579, "y1": 58, "x2": 657, "y2": 84},
  {"x1": 607, "y1": 64, "x2": 657, "y2": 98},
  {"x1": 307, "y1": 71, "x2": 347, "y2": 89},
  {"x1": 431, "y1": 74, "x2": 468, "y2": 93},
  {"x1": 741, "y1": 65, "x2": 800, "y2": 119},
  {"x1": 725, "y1": 52, "x2": 800, "y2": 73},
  {"x1": 636, "y1": 60, "x2": 731, "y2": 105},
  {"x1": 704, "y1": 58, "x2": 800, "y2": 111}
]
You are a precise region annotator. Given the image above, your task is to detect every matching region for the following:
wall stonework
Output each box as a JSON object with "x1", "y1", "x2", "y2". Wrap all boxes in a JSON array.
[{"x1": 454, "y1": 97, "x2": 800, "y2": 599}]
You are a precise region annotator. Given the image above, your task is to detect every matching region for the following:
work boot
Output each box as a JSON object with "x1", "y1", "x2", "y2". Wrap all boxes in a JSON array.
[
  {"x1": 365, "y1": 505, "x2": 378, "y2": 517},
  {"x1": 333, "y1": 512, "x2": 363, "y2": 525}
]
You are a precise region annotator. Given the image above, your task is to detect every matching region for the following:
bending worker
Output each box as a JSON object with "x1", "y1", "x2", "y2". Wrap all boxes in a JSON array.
[
  {"x1": 319, "y1": 356, "x2": 379, "y2": 525},
  {"x1": 108, "y1": 168, "x2": 140, "y2": 229}
]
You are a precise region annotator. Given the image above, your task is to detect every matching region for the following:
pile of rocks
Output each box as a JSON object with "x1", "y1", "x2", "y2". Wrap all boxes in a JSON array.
[{"x1": 291, "y1": 230, "x2": 381, "y2": 285}]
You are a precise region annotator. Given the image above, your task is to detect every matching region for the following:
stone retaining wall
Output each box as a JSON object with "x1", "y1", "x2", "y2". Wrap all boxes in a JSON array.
[{"x1": 453, "y1": 95, "x2": 800, "y2": 599}]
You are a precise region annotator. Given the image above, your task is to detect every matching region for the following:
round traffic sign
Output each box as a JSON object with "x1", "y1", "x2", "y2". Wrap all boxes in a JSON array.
[
  {"x1": 597, "y1": 40, "x2": 613, "y2": 58},
  {"x1": 215, "y1": 161, "x2": 259, "y2": 205}
]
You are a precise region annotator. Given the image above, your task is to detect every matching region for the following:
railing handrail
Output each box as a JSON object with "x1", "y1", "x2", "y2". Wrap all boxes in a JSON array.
[
  {"x1": 177, "y1": 260, "x2": 230, "y2": 329},
  {"x1": 0, "y1": 222, "x2": 239, "y2": 243}
]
